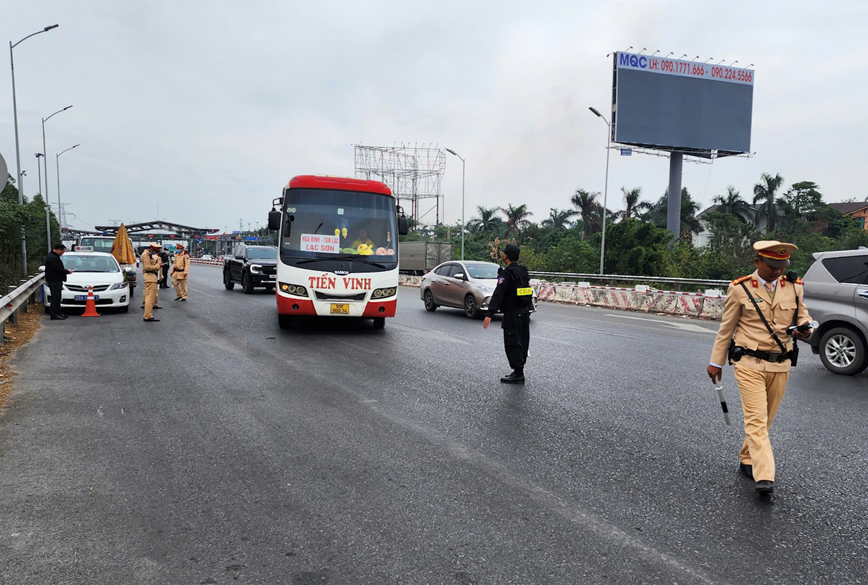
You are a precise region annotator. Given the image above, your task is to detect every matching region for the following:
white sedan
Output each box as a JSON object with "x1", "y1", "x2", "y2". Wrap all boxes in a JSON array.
[{"x1": 44, "y1": 252, "x2": 131, "y2": 313}]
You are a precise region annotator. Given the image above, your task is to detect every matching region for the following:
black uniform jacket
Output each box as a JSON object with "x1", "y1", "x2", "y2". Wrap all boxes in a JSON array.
[
  {"x1": 44, "y1": 251, "x2": 68, "y2": 283},
  {"x1": 486, "y1": 262, "x2": 532, "y2": 318}
]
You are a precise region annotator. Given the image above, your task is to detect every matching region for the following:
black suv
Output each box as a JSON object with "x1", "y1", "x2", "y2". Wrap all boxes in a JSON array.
[{"x1": 223, "y1": 245, "x2": 278, "y2": 294}]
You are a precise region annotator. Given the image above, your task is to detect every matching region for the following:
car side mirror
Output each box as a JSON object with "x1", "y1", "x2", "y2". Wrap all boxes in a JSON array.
[
  {"x1": 454, "y1": 272, "x2": 465, "y2": 280},
  {"x1": 268, "y1": 210, "x2": 281, "y2": 231},
  {"x1": 398, "y1": 216, "x2": 409, "y2": 236},
  {"x1": 38, "y1": 265, "x2": 45, "y2": 273}
]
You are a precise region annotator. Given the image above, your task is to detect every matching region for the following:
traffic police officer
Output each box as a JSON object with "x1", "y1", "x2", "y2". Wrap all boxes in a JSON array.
[
  {"x1": 484, "y1": 243, "x2": 533, "y2": 383},
  {"x1": 141, "y1": 243, "x2": 163, "y2": 322},
  {"x1": 707, "y1": 240, "x2": 813, "y2": 494}
]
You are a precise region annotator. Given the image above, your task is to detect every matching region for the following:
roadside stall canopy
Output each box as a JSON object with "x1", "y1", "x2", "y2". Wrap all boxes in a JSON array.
[{"x1": 111, "y1": 224, "x2": 137, "y2": 265}]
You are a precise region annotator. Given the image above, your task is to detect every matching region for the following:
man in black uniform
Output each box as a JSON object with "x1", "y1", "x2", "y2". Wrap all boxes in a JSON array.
[
  {"x1": 159, "y1": 249, "x2": 170, "y2": 288},
  {"x1": 44, "y1": 243, "x2": 73, "y2": 320},
  {"x1": 483, "y1": 243, "x2": 532, "y2": 383}
]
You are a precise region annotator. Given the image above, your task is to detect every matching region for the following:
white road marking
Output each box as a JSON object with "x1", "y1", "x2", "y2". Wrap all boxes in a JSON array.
[
  {"x1": 607, "y1": 313, "x2": 716, "y2": 334},
  {"x1": 388, "y1": 322, "x2": 468, "y2": 345}
]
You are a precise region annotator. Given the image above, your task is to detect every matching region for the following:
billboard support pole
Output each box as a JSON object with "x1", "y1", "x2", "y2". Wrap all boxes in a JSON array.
[{"x1": 666, "y1": 152, "x2": 683, "y2": 244}]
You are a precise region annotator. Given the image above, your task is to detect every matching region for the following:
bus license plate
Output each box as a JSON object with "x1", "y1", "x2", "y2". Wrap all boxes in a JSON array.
[
  {"x1": 330, "y1": 303, "x2": 349, "y2": 314},
  {"x1": 74, "y1": 295, "x2": 98, "y2": 301}
]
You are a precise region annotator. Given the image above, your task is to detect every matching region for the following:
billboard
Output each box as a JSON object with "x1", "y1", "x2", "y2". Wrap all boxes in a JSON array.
[{"x1": 612, "y1": 52, "x2": 754, "y2": 156}]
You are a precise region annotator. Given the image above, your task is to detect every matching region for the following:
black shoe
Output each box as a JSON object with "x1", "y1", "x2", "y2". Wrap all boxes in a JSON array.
[
  {"x1": 500, "y1": 371, "x2": 525, "y2": 384},
  {"x1": 174, "y1": 297, "x2": 182, "y2": 301},
  {"x1": 180, "y1": 298, "x2": 186, "y2": 302},
  {"x1": 50, "y1": 316, "x2": 65, "y2": 320},
  {"x1": 739, "y1": 463, "x2": 753, "y2": 480},
  {"x1": 59, "y1": 315, "x2": 69, "y2": 319},
  {"x1": 755, "y1": 480, "x2": 774, "y2": 494},
  {"x1": 153, "y1": 305, "x2": 163, "y2": 309},
  {"x1": 143, "y1": 318, "x2": 160, "y2": 322}
]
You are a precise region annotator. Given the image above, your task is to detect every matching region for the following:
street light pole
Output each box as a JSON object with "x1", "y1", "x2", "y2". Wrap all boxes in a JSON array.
[
  {"x1": 446, "y1": 149, "x2": 465, "y2": 260},
  {"x1": 10, "y1": 24, "x2": 60, "y2": 277},
  {"x1": 42, "y1": 105, "x2": 73, "y2": 216},
  {"x1": 589, "y1": 107, "x2": 611, "y2": 275},
  {"x1": 35, "y1": 152, "x2": 43, "y2": 197},
  {"x1": 56, "y1": 144, "x2": 79, "y2": 230}
]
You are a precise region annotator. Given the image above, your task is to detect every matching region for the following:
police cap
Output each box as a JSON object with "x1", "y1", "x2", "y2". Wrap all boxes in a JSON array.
[{"x1": 504, "y1": 243, "x2": 520, "y2": 262}]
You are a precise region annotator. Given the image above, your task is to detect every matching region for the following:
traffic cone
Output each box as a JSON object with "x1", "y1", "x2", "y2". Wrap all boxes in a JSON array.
[{"x1": 81, "y1": 285, "x2": 100, "y2": 317}]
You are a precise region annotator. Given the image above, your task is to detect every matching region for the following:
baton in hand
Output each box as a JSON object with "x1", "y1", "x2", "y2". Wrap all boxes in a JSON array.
[{"x1": 713, "y1": 382, "x2": 732, "y2": 426}]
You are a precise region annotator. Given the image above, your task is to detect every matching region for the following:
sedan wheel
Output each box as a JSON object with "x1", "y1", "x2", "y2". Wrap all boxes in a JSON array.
[
  {"x1": 464, "y1": 295, "x2": 479, "y2": 319},
  {"x1": 424, "y1": 289, "x2": 438, "y2": 311},
  {"x1": 819, "y1": 327, "x2": 867, "y2": 375}
]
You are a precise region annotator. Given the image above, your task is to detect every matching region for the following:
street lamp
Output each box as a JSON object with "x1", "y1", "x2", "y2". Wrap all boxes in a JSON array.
[
  {"x1": 35, "y1": 152, "x2": 44, "y2": 197},
  {"x1": 10, "y1": 24, "x2": 60, "y2": 277},
  {"x1": 56, "y1": 144, "x2": 79, "y2": 229},
  {"x1": 588, "y1": 107, "x2": 611, "y2": 275},
  {"x1": 42, "y1": 105, "x2": 73, "y2": 216},
  {"x1": 445, "y1": 148, "x2": 465, "y2": 260}
]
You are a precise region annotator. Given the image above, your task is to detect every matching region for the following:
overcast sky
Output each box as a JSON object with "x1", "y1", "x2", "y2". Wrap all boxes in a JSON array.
[{"x1": 2, "y1": 1, "x2": 865, "y2": 233}]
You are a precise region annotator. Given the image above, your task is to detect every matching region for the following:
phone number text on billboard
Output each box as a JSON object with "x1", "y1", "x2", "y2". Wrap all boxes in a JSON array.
[{"x1": 616, "y1": 52, "x2": 754, "y2": 85}]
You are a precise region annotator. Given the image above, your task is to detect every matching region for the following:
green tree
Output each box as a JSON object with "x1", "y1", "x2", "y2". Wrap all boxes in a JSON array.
[
  {"x1": 712, "y1": 186, "x2": 752, "y2": 223},
  {"x1": 618, "y1": 187, "x2": 649, "y2": 220},
  {"x1": 541, "y1": 208, "x2": 576, "y2": 231},
  {"x1": 753, "y1": 172, "x2": 785, "y2": 232},
  {"x1": 642, "y1": 187, "x2": 703, "y2": 238},
  {"x1": 570, "y1": 188, "x2": 601, "y2": 239},
  {"x1": 602, "y1": 219, "x2": 671, "y2": 275},
  {"x1": 499, "y1": 204, "x2": 533, "y2": 241},
  {"x1": 467, "y1": 206, "x2": 503, "y2": 235}
]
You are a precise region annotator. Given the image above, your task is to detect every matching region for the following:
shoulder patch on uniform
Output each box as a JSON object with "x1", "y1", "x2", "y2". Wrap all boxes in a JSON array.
[
  {"x1": 497, "y1": 276, "x2": 505, "y2": 284},
  {"x1": 795, "y1": 278, "x2": 803, "y2": 285},
  {"x1": 732, "y1": 275, "x2": 751, "y2": 285}
]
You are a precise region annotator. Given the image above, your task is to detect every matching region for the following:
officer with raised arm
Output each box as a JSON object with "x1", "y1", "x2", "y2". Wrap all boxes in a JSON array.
[
  {"x1": 483, "y1": 243, "x2": 533, "y2": 384},
  {"x1": 707, "y1": 240, "x2": 813, "y2": 495}
]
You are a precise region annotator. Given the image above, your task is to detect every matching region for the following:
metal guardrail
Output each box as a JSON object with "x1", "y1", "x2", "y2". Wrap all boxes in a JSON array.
[
  {"x1": 1, "y1": 273, "x2": 46, "y2": 328},
  {"x1": 527, "y1": 271, "x2": 730, "y2": 290}
]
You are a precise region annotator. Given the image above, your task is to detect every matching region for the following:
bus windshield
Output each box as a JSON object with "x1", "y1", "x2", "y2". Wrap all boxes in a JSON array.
[{"x1": 280, "y1": 189, "x2": 397, "y2": 262}]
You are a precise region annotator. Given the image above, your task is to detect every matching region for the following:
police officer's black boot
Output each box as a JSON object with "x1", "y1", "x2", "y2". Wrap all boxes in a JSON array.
[{"x1": 500, "y1": 370, "x2": 525, "y2": 384}]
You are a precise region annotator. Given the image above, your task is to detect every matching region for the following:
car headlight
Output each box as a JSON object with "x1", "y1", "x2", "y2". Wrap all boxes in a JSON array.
[
  {"x1": 109, "y1": 282, "x2": 127, "y2": 290},
  {"x1": 279, "y1": 282, "x2": 308, "y2": 297},
  {"x1": 250, "y1": 264, "x2": 261, "y2": 273},
  {"x1": 372, "y1": 287, "x2": 397, "y2": 299},
  {"x1": 479, "y1": 285, "x2": 495, "y2": 293}
]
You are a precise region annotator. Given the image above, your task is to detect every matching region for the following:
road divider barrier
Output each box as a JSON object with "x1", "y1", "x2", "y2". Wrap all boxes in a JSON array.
[
  {"x1": 398, "y1": 275, "x2": 725, "y2": 320},
  {"x1": 190, "y1": 258, "x2": 223, "y2": 266},
  {"x1": 1, "y1": 273, "x2": 45, "y2": 329}
]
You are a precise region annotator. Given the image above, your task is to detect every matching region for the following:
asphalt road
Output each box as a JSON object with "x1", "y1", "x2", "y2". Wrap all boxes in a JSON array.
[{"x1": 1, "y1": 264, "x2": 866, "y2": 585}]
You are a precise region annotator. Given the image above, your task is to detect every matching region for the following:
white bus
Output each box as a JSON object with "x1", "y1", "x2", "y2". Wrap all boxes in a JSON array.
[{"x1": 267, "y1": 175, "x2": 409, "y2": 329}]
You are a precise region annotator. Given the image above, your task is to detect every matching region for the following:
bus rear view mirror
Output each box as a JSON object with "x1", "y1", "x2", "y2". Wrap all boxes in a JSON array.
[
  {"x1": 268, "y1": 210, "x2": 281, "y2": 231},
  {"x1": 398, "y1": 216, "x2": 409, "y2": 236}
]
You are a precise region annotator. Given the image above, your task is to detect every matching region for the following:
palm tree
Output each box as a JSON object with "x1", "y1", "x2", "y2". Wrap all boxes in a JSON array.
[
  {"x1": 541, "y1": 207, "x2": 576, "y2": 231},
  {"x1": 467, "y1": 206, "x2": 502, "y2": 234},
  {"x1": 713, "y1": 186, "x2": 752, "y2": 223},
  {"x1": 753, "y1": 173, "x2": 784, "y2": 232},
  {"x1": 499, "y1": 204, "x2": 533, "y2": 240},
  {"x1": 570, "y1": 188, "x2": 601, "y2": 239},
  {"x1": 619, "y1": 187, "x2": 650, "y2": 220}
]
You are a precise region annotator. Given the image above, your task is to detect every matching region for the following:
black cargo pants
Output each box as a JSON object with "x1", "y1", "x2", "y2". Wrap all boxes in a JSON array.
[
  {"x1": 502, "y1": 307, "x2": 531, "y2": 373},
  {"x1": 48, "y1": 281, "x2": 63, "y2": 317}
]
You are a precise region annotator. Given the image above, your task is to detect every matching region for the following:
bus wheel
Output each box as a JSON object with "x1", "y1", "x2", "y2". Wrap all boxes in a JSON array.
[
  {"x1": 373, "y1": 317, "x2": 386, "y2": 330},
  {"x1": 278, "y1": 314, "x2": 296, "y2": 330}
]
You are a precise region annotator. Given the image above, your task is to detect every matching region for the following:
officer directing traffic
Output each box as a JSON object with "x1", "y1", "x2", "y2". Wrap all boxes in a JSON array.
[
  {"x1": 483, "y1": 243, "x2": 533, "y2": 384},
  {"x1": 707, "y1": 240, "x2": 813, "y2": 495}
]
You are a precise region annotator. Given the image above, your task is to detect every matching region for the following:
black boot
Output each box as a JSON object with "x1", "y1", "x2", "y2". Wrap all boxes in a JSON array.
[{"x1": 500, "y1": 371, "x2": 525, "y2": 384}]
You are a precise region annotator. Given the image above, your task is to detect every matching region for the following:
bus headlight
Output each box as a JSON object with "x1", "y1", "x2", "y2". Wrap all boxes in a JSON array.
[
  {"x1": 372, "y1": 287, "x2": 397, "y2": 299},
  {"x1": 279, "y1": 282, "x2": 308, "y2": 297}
]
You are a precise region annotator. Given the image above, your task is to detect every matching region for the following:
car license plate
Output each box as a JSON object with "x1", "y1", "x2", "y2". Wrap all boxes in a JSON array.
[
  {"x1": 74, "y1": 294, "x2": 98, "y2": 301},
  {"x1": 330, "y1": 303, "x2": 349, "y2": 314}
]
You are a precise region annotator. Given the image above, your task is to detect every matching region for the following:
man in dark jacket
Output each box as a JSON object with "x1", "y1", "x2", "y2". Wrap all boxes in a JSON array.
[
  {"x1": 44, "y1": 243, "x2": 73, "y2": 320},
  {"x1": 159, "y1": 249, "x2": 170, "y2": 288},
  {"x1": 483, "y1": 243, "x2": 533, "y2": 383}
]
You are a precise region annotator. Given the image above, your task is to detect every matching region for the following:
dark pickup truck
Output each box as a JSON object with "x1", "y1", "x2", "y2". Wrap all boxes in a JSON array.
[{"x1": 223, "y1": 245, "x2": 278, "y2": 294}]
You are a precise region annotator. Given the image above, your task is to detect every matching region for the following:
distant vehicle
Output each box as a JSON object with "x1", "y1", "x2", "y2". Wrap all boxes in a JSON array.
[
  {"x1": 399, "y1": 241, "x2": 453, "y2": 275},
  {"x1": 75, "y1": 235, "x2": 138, "y2": 297},
  {"x1": 802, "y1": 248, "x2": 868, "y2": 375},
  {"x1": 223, "y1": 245, "x2": 278, "y2": 294},
  {"x1": 43, "y1": 252, "x2": 130, "y2": 313},
  {"x1": 420, "y1": 260, "x2": 538, "y2": 319}
]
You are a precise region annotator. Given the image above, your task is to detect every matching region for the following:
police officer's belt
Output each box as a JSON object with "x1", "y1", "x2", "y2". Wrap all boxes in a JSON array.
[{"x1": 740, "y1": 348, "x2": 793, "y2": 363}]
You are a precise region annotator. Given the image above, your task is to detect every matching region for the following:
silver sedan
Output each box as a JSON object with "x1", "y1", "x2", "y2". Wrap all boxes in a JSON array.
[{"x1": 420, "y1": 260, "x2": 537, "y2": 319}]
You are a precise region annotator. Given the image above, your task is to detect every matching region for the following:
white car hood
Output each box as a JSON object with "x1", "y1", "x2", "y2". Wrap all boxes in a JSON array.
[{"x1": 66, "y1": 271, "x2": 124, "y2": 286}]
